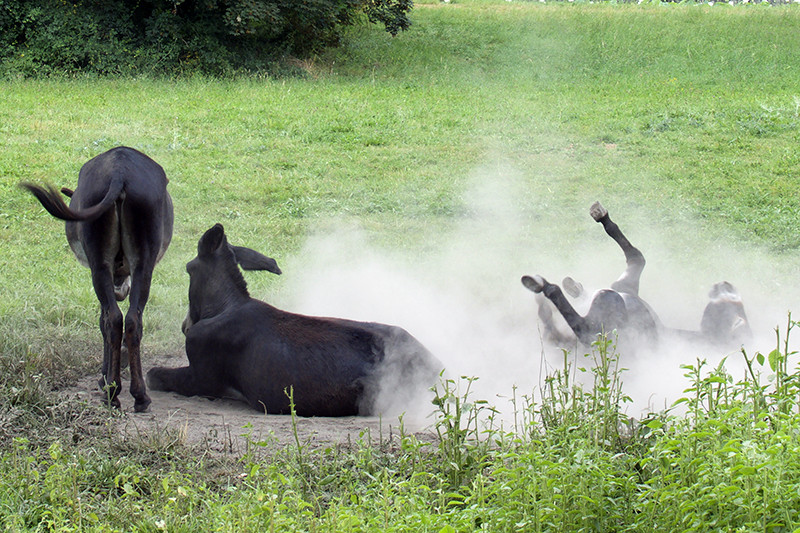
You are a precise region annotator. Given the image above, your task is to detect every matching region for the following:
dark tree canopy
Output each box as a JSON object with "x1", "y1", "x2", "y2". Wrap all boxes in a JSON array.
[{"x1": 0, "y1": 0, "x2": 413, "y2": 76}]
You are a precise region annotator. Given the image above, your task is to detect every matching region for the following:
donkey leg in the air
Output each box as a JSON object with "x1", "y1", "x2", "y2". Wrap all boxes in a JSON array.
[
  {"x1": 533, "y1": 292, "x2": 578, "y2": 346},
  {"x1": 590, "y1": 201, "x2": 645, "y2": 296},
  {"x1": 523, "y1": 275, "x2": 627, "y2": 345},
  {"x1": 532, "y1": 275, "x2": 589, "y2": 346}
]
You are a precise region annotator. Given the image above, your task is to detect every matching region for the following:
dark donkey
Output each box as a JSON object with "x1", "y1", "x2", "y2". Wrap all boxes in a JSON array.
[
  {"x1": 147, "y1": 223, "x2": 442, "y2": 417},
  {"x1": 522, "y1": 201, "x2": 750, "y2": 350},
  {"x1": 22, "y1": 147, "x2": 173, "y2": 412}
]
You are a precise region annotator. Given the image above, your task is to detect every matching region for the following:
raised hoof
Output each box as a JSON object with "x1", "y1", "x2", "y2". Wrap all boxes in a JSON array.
[
  {"x1": 521, "y1": 275, "x2": 546, "y2": 294},
  {"x1": 563, "y1": 276, "x2": 584, "y2": 299},
  {"x1": 590, "y1": 201, "x2": 608, "y2": 222}
]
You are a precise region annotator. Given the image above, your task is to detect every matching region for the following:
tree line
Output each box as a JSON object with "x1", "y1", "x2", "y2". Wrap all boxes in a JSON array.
[{"x1": 0, "y1": 0, "x2": 412, "y2": 76}]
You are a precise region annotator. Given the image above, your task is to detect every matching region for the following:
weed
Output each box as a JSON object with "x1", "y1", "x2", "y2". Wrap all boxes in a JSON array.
[
  {"x1": 539, "y1": 333, "x2": 632, "y2": 448},
  {"x1": 431, "y1": 374, "x2": 496, "y2": 488},
  {"x1": 740, "y1": 313, "x2": 800, "y2": 429}
]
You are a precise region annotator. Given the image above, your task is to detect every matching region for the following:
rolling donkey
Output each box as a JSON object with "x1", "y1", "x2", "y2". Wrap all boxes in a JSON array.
[
  {"x1": 522, "y1": 202, "x2": 751, "y2": 351},
  {"x1": 22, "y1": 147, "x2": 173, "y2": 412},
  {"x1": 147, "y1": 223, "x2": 442, "y2": 417}
]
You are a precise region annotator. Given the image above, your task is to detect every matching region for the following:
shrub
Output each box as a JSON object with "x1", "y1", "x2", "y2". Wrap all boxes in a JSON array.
[{"x1": 0, "y1": 0, "x2": 413, "y2": 76}]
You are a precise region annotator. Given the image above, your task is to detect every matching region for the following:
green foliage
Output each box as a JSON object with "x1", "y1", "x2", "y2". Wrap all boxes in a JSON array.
[
  {"x1": 2, "y1": 330, "x2": 800, "y2": 529},
  {"x1": 539, "y1": 335, "x2": 633, "y2": 451},
  {"x1": 635, "y1": 316, "x2": 800, "y2": 531},
  {"x1": 364, "y1": 0, "x2": 412, "y2": 36},
  {"x1": 431, "y1": 374, "x2": 496, "y2": 487},
  {"x1": 0, "y1": 0, "x2": 414, "y2": 76}
]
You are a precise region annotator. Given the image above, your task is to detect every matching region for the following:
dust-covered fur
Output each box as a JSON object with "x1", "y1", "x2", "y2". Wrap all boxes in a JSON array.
[{"x1": 523, "y1": 202, "x2": 751, "y2": 352}]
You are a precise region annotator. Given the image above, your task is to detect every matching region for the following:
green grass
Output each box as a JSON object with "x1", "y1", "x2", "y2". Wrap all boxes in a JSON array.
[{"x1": 2, "y1": 0, "x2": 800, "y2": 530}]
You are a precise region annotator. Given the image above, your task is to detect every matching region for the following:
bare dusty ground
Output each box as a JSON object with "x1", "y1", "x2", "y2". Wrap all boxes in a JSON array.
[{"x1": 69, "y1": 351, "x2": 436, "y2": 456}]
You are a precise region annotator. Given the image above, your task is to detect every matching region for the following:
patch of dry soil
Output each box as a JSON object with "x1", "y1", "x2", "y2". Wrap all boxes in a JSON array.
[{"x1": 71, "y1": 351, "x2": 436, "y2": 455}]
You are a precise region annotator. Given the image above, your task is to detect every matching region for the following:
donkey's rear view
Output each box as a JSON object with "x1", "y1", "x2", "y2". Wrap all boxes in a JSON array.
[{"x1": 22, "y1": 146, "x2": 173, "y2": 412}]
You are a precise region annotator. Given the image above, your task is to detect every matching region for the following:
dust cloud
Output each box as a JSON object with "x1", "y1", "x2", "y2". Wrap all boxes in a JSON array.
[{"x1": 259, "y1": 159, "x2": 800, "y2": 426}]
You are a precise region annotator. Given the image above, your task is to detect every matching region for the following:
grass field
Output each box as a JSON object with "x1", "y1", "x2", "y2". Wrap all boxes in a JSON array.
[{"x1": 2, "y1": 0, "x2": 800, "y2": 530}]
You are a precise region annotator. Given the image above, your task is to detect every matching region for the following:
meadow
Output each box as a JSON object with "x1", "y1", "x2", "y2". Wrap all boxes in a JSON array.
[{"x1": 2, "y1": 0, "x2": 800, "y2": 530}]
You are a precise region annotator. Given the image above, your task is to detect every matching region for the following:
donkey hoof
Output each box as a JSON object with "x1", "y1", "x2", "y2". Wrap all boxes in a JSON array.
[
  {"x1": 521, "y1": 275, "x2": 546, "y2": 293},
  {"x1": 134, "y1": 396, "x2": 151, "y2": 413},
  {"x1": 563, "y1": 276, "x2": 584, "y2": 298},
  {"x1": 561, "y1": 276, "x2": 583, "y2": 298},
  {"x1": 590, "y1": 201, "x2": 608, "y2": 221},
  {"x1": 103, "y1": 396, "x2": 121, "y2": 410}
]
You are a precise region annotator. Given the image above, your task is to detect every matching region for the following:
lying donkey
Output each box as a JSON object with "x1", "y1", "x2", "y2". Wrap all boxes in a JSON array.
[
  {"x1": 147, "y1": 223, "x2": 442, "y2": 416},
  {"x1": 522, "y1": 202, "x2": 751, "y2": 351}
]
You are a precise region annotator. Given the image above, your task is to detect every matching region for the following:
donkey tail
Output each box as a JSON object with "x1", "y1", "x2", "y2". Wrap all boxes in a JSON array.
[{"x1": 20, "y1": 176, "x2": 123, "y2": 222}]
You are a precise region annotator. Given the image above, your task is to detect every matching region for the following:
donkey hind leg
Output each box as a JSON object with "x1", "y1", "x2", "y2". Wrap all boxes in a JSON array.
[
  {"x1": 120, "y1": 195, "x2": 172, "y2": 413},
  {"x1": 125, "y1": 266, "x2": 153, "y2": 413},
  {"x1": 82, "y1": 217, "x2": 125, "y2": 408},
  {"x1": 590, "y1": 201, "x2": 645, "y2": 296},
  {"x1": 122, "y1": 213, "x2": 161, "y2": 413},
  {"x1": 93, "y1": 268, "x2": 124, "y2": 409}
]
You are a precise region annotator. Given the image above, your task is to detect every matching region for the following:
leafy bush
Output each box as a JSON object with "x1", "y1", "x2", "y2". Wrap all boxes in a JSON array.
[{"x1": 0, "y1": 0, "x2": 413, "y2": 76}]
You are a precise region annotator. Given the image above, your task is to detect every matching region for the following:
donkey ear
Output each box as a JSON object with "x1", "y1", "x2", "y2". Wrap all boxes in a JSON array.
[
  {"x1": 198, "y1": 223, "x2": 226, "y2": 258},
  {"x1": 231, "y1": 245, "x2": 282, "y2": 275}
]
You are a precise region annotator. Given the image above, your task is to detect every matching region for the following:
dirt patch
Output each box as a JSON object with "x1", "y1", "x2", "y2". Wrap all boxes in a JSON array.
[{"x1": 69, "y1": 351, "x2": 437, "y2": 456}]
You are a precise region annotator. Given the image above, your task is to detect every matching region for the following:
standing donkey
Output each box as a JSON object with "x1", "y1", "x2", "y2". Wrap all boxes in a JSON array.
[{"x1": 22, "y1": 146, "x2": 173, "y2": 412}]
